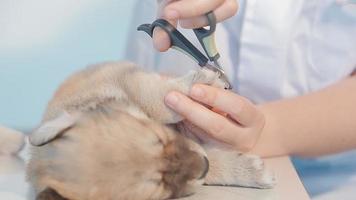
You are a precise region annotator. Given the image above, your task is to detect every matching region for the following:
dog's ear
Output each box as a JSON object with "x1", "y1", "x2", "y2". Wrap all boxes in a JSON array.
[
  {"x1": 36, "y1": 188, "x2": 68, "y2": 200},
  {"x1": 29, "y1": 112, "x2": 79, "y2": 146}
]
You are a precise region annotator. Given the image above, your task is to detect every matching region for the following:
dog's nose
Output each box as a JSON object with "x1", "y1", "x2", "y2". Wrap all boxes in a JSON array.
[{"x1": 198, "y1": 156, "x2": 209, "y2": 180}]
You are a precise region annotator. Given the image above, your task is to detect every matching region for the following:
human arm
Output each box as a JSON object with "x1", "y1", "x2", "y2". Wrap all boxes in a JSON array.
[
  {"x1": 164, "y1": 75, "x2": 356, "y2": 157},
  {"x1": 255, "y1": 74, "x2": 356, "y2": 157}
]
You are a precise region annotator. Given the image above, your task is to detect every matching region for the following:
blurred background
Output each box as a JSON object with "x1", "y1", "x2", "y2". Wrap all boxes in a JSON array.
[{"x1": 0, "y1": 0, "x2": 136, "y2": 130}]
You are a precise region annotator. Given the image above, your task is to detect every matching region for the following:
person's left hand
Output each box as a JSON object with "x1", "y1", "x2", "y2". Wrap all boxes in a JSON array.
[{"x1": 164, "y1": 84, "x2": 265, "y2": 151}]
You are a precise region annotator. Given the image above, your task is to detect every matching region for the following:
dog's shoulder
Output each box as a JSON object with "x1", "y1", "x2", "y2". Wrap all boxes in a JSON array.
[{"x1": 44, "y1": 61, "x2": 140, "y2": 120}]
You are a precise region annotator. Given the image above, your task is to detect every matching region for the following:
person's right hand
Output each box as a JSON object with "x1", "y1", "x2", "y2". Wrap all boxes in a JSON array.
[
  {"x1": 154, "y1": 0, "x2": 238, "y2": 51},
  {"x1": 165, "y1": 84, "x2": 265, "y2": 152}
]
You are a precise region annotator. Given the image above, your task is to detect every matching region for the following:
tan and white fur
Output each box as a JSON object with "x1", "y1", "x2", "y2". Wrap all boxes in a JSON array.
[
  {"x1": 27, "y1": 61, "x2": 275, "y2": 200},
  {"x1": 0, "y1": 125, "x2": 25, "y2": 155}
]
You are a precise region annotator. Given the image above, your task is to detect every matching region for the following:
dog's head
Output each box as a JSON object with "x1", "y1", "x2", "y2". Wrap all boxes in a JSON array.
[{"x1": 28, "y1": 108, "x2": 208, "y2": 200}]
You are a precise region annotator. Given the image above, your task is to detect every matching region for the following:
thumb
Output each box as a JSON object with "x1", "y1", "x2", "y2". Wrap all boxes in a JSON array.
[
  {"x1": 154, "y1": 0, "x2": 178, "y2": 52},
  {"x1": 152, "y1": 18, "x2": 177, "y2": 52}
]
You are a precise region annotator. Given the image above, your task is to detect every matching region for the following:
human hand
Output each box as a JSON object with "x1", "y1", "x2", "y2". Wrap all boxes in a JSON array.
[
  {"x1": 164, "y1": 84, "x2": 265, "y2": 151},
  {"x1": 154, "y1": 0, "x2": 238, "y2": 51}
]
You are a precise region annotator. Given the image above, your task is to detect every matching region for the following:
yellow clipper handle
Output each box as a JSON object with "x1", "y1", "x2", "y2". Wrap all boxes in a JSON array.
[{"x1": 193, "y1": 12, "x2": 220, "y2": 61}]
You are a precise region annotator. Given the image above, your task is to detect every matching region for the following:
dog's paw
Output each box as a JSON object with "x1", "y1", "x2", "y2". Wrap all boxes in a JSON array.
[
  {"x1": 191, "y1": 68, "x2": 228, "y2": 89},
  {"x1": 205, "y1": 150, "x2": 276, "y2": 189},
  {"x1": 244, "y1": 155, "x2": 276, "y2": 188}
]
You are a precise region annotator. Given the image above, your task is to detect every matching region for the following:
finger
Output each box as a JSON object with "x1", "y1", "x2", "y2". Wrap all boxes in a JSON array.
[
  {"x1": 179, "y1": 0, "x2": 238, "y2": 28},
  {"x1": 152, "y1": 18, "x2": 178, "y2": 52},
  {"x1": 154, "y1": 0, "x2": 178, "y2": 51},
  {"x1": 164, "y1": 0, "x2": 225, "y2": 20},
  {"x1": 182, "y1": 120, "x2": 235, "y2": 148},
  {"x1": 164, "y1": 91, "x2": 244, "y2": 144},
  {"x1": 153, "y1": 27, "x2": 171, "y2": 52},
  {"x1": 189, "y1": 84, "x2": 263, "y2": 126}
]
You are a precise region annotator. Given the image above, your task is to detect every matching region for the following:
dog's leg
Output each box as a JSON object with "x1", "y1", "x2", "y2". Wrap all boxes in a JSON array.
[
  {"x1": 127, "y1": 67, "x2": 227, "y2": 124},
  {"x1": 167, "y1": 67, "x2": 229, "y2": 95},
  {"x1": 204, "y1": 147, "x2": 276, "y2": 189}
]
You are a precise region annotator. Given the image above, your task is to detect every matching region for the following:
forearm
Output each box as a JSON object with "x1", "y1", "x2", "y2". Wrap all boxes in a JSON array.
[{"x1": 253, "y1": 75, "x2": 356, "y2": 157}]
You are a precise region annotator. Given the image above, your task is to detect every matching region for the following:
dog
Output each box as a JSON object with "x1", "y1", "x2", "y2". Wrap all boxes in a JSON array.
[{"x1": 27, "y1": 61, "x2": 275, "y2": 200}]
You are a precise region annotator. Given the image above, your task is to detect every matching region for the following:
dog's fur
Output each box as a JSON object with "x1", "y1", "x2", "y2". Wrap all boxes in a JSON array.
[
  {"x1": 27, "y1": 61, "x2": 275, "y2": 200},
  {"x1": 0, "y1": 125, "x2": 25, "y2": 155}
]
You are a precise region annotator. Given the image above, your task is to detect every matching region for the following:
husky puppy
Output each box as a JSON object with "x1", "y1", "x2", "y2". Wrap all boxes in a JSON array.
[{"x1": 27, "y1": 61, "x2": 275, "y2": 200}]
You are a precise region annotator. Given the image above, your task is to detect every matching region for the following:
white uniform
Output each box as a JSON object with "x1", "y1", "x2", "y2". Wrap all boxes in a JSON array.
[
  {"x1": 126, "y1": 0, "x2": 356, "y2": 197},
  {"x1": 126, "y1": 0, "x2": 356, "y2": 103}
]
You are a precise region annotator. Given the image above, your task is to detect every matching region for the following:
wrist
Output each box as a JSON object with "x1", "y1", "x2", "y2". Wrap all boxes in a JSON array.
[{"x1": 250, "y1": 103, "x2": 288, "y2": 157}]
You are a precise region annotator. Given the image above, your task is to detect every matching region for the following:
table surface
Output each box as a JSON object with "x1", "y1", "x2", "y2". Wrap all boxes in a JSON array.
[{"x1": 0, "y1": 143, "x2": 310, "y2": 200}]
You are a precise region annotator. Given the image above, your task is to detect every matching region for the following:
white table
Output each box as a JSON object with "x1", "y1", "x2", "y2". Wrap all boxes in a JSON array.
[{"x1": 0, "y1": 144, "x2": 310, "y2": 200}]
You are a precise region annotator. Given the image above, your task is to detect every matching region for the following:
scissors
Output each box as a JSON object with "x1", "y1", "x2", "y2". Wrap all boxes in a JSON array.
[{"x1": 137, "y1": 12, "x2": 232, "y2": 89}]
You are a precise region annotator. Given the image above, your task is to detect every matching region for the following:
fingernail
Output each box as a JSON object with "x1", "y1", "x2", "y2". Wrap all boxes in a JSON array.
[
  {"x1": 165, "y1": 93, "x2": 179, "y2": 107},
  {"x1": 190, "y1": 86, "x2": 205, "y2": 98},
  {"x1": 165, "y1": 9, "x2": 179, "y2": 20}
]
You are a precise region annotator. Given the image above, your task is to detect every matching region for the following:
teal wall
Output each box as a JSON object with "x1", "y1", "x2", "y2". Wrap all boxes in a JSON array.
[{"x1": 0, "y1": 1, "x2": 136, "y2": 130}]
